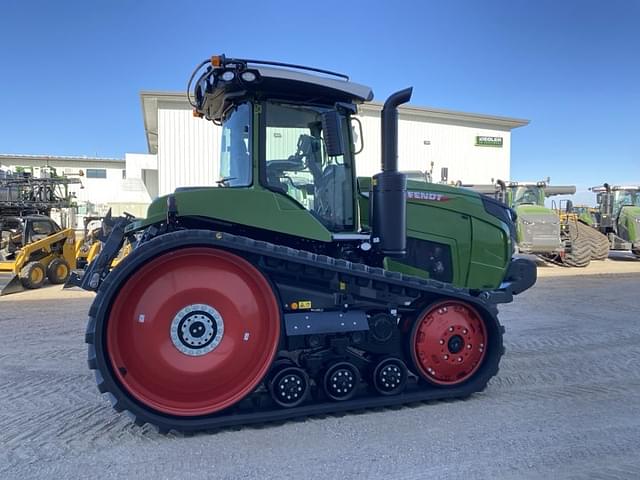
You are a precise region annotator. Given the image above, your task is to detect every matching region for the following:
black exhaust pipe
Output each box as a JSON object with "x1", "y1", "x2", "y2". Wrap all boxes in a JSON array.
[{"x1": 371, "y1": 87, "x2": 413, "y2": 256}]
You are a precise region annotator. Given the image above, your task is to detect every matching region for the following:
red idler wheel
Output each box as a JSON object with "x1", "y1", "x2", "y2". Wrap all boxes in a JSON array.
[
  {"x1": 106, "y1": 247, "x2": 280, "y2": 416},
  {"x1": 410, "y1": 300, "x2": 487, "y2": 386}
]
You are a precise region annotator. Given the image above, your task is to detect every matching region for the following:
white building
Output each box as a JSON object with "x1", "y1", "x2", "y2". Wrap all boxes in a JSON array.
[
  {"x1": 0, "y1": 153, "x2": 156, "y2": 222},
  {"x1": 140, "y1": 91, "x2": 529, "y2": 196}
]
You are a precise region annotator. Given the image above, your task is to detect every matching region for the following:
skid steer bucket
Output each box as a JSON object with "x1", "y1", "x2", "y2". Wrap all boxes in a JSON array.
[{"x1": 0, "y1": 273, "x2": 24, "y2": 296}]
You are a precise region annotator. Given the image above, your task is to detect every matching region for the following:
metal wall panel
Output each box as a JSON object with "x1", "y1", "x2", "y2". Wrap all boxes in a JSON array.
[
  {"x1": 157, "y1": 105, "x2": 221, "y2": 195},
  {"x1": 354, "y1": 111, "x2": 511, "y2": 184}
]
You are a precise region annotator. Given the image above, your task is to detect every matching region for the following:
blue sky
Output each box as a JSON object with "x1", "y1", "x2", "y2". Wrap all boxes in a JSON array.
[{"x1": 0, "y1": 0, "x2": 638, "y2": 201}]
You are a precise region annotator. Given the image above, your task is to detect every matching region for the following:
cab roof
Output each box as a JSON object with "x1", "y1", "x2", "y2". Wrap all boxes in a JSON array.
[{"x1": 191, "y1": 56, "x2": 373, "y2": 122}]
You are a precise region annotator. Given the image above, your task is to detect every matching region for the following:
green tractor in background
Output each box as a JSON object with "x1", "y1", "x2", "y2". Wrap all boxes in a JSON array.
[
  {"x1": 586, "y1": 184, "x2": 640, "y2": 258},
  {"x1": 75, "y1": 55, "x2": 535, "y2": 433},
  {"x1": 464, "y1": 181, "x2": 607, "y2": 266}
]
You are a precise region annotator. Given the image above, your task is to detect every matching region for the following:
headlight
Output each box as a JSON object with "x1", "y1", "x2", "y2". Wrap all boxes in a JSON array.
[
  {"x1": 241, "y1": 71, "x2": 257, "y2": 82},
  {"x1": 221, "y1": 70, "x2": 235, "y2": 82}
]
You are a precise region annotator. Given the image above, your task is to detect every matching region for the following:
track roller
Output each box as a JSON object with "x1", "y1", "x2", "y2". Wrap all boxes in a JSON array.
[
  {"x1": 269, "y1": 366, "x2": 310, "y2": 408},
  {"x1": 372, "y1": 357, "x2": 408, "y2": 396},
  {"x1": 323, "y1": 362, "x2": 360, "y2": 401}
]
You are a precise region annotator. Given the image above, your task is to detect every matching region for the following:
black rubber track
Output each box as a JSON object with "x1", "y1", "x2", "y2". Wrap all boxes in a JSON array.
[
  {"x1": 86, "y1": 229, "x2": 505, "y2": 433},
  {"x1": 562, "y1": 223, "x2": 591, "y2": 267},
  {"x1": 578, "y1": 222, "x2": 610, "y2": 261}
]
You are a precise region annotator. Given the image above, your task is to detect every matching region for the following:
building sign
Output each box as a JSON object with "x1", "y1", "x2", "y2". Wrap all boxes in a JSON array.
[{"x1": 475, "y1": 136, "x2": 503, "y2": 147}]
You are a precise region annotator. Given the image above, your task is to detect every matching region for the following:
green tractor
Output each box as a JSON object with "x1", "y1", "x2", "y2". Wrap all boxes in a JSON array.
[
  {"x1": 464, "y1": 181, "x2": 600, "y2": 266},
  {"x1": 77, "y1": 55, "x2": 535, "y2": 433},
  {"x1": 588, "y1": 184, "x2": 640, "y2": 257}
]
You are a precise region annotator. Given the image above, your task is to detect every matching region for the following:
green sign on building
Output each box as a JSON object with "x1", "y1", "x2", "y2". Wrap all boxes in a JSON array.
[{"x1": 475, "y1": 136, "x2": 503, "y2": 147}]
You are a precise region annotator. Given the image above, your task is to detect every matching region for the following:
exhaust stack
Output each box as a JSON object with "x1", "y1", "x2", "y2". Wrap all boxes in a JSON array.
[{"x1": 371, "y1": 87, "x2": 413, "y2": 256}]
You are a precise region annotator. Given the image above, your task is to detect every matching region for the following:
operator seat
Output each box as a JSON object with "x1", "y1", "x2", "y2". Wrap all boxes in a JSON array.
[{"x1": 314, "y1": 163, "x2": 350, "y2": 229}]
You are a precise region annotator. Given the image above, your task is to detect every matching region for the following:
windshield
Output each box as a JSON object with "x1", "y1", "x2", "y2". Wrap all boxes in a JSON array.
[
  {"x1": 264, "y1": 102, "x2": 355, "y2": 231},
  {"x1": 219, "y1": 103, "x2": 252, "y2": 187},
  {"x1": 511, "y1": 186, "x2": 543, "y2": 207},
  {"x1": 613, "y1": 190, "x2": 640, "y2": 212}
]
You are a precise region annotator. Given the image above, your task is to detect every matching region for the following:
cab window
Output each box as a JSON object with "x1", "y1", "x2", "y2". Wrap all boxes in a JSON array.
[
  {"x1": 264, "y1": 102, "x2": 354, "y2": 232},
  {"x1": 30, "y1": 220, "x2": 56, "y2": 241},
  {"x1": 219, "y1": 103, "x2": 252, "y2": 187}
]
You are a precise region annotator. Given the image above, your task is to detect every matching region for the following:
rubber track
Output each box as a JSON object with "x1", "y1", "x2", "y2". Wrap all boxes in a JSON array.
[
  {"x1": 578, "y1": 222, "x2": 610, "y2": 260},
  {"x1": 86, "y1": 229, "x2": 505, "y2": 433},
  {"x1": 562, "y1": 223, "x2": 591, "y2": 267}
]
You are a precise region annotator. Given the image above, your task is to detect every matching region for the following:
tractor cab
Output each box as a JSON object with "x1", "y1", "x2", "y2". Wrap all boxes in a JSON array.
[
  {"x1": 193, "y1": 56, "x2": 372, "y2": 234},
  {"x1": 591, "y1": 185, "x2": 640, "y2": 226},
  {"x1": 505, "y1": 182, "x2": 547, "y2": 208},
  {"x1": 590, "y1": 185, "x2": 640, "y2": 254},
  {"x1": 611, "y1": 188, "x2": 640, "y2": 214}
]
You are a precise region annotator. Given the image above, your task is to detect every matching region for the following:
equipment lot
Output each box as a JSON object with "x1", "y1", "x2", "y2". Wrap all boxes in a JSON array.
[{"x1": 1, "y1": 257, "x2": 640, "y2": 480}]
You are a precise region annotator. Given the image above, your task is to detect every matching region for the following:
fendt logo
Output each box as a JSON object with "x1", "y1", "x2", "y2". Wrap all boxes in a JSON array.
[{"x1": 407, "y1": 191, "x2": 451, "y2": 202}]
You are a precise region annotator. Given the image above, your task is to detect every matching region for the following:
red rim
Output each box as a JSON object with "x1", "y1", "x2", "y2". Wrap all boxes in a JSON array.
[
  {"x1": 411, "y1": 300, "x2": 487, "y2": 386},
  {"x1": 106, "y1": 247, "x2": 281, "y2": 416}
]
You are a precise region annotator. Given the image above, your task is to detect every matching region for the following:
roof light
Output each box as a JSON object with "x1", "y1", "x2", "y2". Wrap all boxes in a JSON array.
[{"x1": 211, "y1": 55, "x2": 223, "y2": 67}]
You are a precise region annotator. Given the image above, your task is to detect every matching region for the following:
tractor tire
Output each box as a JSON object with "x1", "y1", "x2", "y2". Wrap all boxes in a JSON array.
[
  {"x1": 20, "y1": 261, "x2": 46, "y2": 289},
  {"x1": 581, "y1": 223, "x2": 610, "y2": 261},
  {"x1": 47, "y1": 258, "x2": 71, "y2": 284},
  {"x1": 563, "y1": 224, "x2": 591, "y2": 267},
  {"x1": 633, "y1": 248, "x2": 640, "y2": 259}
]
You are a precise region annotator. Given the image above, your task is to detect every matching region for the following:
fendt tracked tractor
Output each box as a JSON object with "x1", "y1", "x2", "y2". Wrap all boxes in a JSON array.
[
  {"x1": 588, "y1": 184, "x2": 640, "y2": 258},
  {"x1": 465, "y1": 181, "x2": 600, "y2": 266},
  {"x1": 78, "y1": 55, "x2": 536, "y2": 432}
]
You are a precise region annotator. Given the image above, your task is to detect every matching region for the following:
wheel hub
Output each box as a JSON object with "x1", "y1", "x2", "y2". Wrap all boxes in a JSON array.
[
  {"x1": 270, "y1": 367, "x2": 309, "y2": 408},
  {"x1": 170, "y1": 304, "x2": 224, "y2": 356},
  {"x1": 411, "y1": 301, "x2": 487, "y2": 385},
  {"x1": 447, "y1": 334, "x2": 464, "y2": 354},
  {"x1": 324, "y1": 362, "x2": 360, "y2": 401},
  {"x1": 373, "y1": 358, "x2": 407, "y2": 395}
]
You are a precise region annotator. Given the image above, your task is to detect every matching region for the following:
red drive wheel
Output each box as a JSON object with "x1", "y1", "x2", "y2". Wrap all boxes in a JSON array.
[
  {"x1": 410, "y1": 300, "x2": 487, "y2": 386},
  {"x1": 106, "y1": 247, "x2": 280, "y2": 416}
]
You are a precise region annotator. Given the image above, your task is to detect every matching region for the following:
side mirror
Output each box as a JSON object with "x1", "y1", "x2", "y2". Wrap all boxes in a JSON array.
[
  {"x1": 440, "y1": 167, "x2": 448, "y2": 183},
  {"x1": 321, "y1": 111, "x2": 345, "y2": 157},
  {"x1": 596, "y1": 193, "x2": 602, "y2": 204}
]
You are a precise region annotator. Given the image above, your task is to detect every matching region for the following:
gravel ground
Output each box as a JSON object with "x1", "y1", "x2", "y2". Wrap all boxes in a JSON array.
[{"x1": 1, "y1": 260, "x2": 640, "y2": 480}]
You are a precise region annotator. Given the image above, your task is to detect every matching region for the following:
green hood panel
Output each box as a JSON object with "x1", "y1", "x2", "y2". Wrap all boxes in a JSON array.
[
  {"x1": 136, "y1": 188, "x2": 332, "y2": 242},
  {"x1": 619, "y1": 206, "x2": 640, "y2": 242},
  {"x1": 515, "y1": 204, "x2": 555, "y2": 215},
  {"x1": 358, "y1": 178, "x2": 512, "y2": 290}
]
